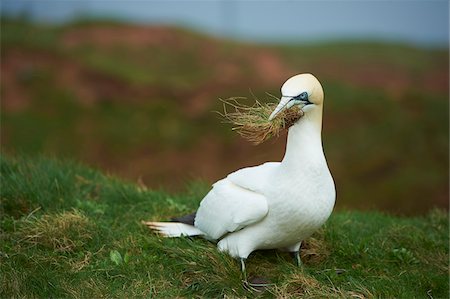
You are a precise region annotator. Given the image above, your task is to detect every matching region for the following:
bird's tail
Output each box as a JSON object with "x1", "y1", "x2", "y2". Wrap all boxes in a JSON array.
[{"x1": 142, "y1": 221, "x2": 204, "y2": 238}]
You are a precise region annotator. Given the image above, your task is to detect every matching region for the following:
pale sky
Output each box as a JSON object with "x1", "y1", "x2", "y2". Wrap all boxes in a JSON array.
[{"x1": 1, "y1": 0, "x2": 449, "y2": 47}]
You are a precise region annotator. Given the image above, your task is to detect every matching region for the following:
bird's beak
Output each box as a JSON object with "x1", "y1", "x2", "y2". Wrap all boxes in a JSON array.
[{"x1": 269, "y1": 96, "x2": 293, "y2": 121}]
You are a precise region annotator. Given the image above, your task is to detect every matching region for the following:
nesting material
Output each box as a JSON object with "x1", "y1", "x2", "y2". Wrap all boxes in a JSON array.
[{"x1": 219, "y1": 97, "x2": 304, "y2": 144}]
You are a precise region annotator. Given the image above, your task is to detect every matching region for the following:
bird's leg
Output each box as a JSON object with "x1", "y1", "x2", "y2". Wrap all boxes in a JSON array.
[
  {"x1": 285, "y1": 242, "x2": 303, "y2": 267},
  {"x1": 240, "y1": 258, "x2": 273, "y2": 291},
  {"x1": 240, "y1": 258, "x2": 248, "y2": 283},
  {"x1": 293, "y1": 250, "x2": 302, "y2": 267}
]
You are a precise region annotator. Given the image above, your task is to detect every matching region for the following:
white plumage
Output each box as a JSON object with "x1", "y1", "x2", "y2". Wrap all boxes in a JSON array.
[{"x1": 145, "y1": 73, "x2": 335, "y2": 263}]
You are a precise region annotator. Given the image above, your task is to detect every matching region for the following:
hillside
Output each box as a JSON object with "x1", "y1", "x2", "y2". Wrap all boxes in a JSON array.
[
  {"x1": 1, "y1": 18, "x2": 449, "y2": 215},
  {"x1": 1, "y1": 155, "x2": 448, "y2": 298}
]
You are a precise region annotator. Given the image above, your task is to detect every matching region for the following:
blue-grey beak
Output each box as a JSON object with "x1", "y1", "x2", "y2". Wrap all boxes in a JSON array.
[{"x1": 268, "y1": 96, "x2": 294, "y2": 121}]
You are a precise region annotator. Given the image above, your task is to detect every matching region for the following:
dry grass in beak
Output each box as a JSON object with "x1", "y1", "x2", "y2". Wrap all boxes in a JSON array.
[{"x1": 218, "y1": 97, "x2": 304, "y2": 145}]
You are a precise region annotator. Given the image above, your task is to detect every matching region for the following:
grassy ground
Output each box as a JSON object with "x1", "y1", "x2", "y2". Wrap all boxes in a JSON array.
[{"x1": 1, "y1": 155, "x2": 448, "y2": 298}]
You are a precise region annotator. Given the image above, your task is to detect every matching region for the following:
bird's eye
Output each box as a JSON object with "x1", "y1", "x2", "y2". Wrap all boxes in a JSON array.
[{"x1": 295, "y1": 92, "x2": 308, "y2": 101}]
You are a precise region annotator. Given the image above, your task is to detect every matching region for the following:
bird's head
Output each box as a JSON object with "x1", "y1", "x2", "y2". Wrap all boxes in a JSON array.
[{"x1": 269, "y1": 73, "x2": 324, "y2": 121}]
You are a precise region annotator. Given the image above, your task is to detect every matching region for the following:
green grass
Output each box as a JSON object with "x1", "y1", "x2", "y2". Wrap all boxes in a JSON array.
[
  {"x1": 1, "y1": 155, "x2": 448, "y2": 298},
  {"x1": 0, "y1": 17, "x2": 63, "y2": 52}
]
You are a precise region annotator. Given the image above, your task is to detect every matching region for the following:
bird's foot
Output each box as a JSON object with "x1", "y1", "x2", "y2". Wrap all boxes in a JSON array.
[
  {"x1": 244, "y1": 276, "x2": 273, "y2": 292},
  {"x1": 240, "y1": 258, "x2": 273, "y2": 292}
]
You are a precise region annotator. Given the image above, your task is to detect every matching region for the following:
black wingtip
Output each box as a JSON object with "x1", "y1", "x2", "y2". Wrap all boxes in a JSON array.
[{"x1": 171, "y1": 212, "x2": 197, "y2": 226}]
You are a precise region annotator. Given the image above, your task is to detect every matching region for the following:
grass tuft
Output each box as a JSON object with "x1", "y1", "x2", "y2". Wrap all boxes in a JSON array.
[
  {"x1": 301, "y1": 229, "x2": 330, "y2": 265},
  {"x1": 219, "y1": 97, "x2": 303, "y2": 144},
  {"x1": 272, "y1": 271, "x2": 321, "y2": 297},
  {"x1": 18, "y1": 209, "x2": 94, "y2": 253},
  {"x1": 273, "y1": 270, "x2": 374, "y2": 298}
]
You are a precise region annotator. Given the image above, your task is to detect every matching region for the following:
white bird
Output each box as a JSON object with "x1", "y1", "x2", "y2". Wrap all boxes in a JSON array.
[{"x1": 144, "y1": 73, "x2": 335, "y2": 280}]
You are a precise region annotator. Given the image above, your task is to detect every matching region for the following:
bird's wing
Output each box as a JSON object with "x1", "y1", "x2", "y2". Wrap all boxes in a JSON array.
[
  {"x1": 227, "y1": 162, "x2": 280, "y2": 193},
  {"x1": 194, "y1": 162, "x2": 279, "y2": 240}
]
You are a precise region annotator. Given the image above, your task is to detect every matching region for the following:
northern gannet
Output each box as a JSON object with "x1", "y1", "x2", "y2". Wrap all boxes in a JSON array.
[{"x1": 145, "y1": 73, "x2": 335, "y2": 280}]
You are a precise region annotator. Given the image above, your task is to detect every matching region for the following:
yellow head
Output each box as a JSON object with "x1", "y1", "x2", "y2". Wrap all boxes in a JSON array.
[{"x1": 269, "y1": 73, "x2": 324, "y2": 120}]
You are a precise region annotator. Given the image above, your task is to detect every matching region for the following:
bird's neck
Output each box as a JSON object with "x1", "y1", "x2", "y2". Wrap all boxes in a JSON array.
[{"x1": 281, "y1": 107, "x2": 324, "y2": 168}]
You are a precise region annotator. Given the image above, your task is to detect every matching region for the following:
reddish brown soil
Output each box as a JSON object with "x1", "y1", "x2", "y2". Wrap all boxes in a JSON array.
[
  {"x1": 308, "y1": 57, "x2": 449, "y2": 98},
  {"x1": 63, "y1": 25, "x2": 193, "y2": 49}
]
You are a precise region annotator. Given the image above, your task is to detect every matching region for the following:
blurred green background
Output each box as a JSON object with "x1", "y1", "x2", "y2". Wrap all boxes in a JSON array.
[{"x1": 1, "y1": 12, "x2": 448, "y2": 215}]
